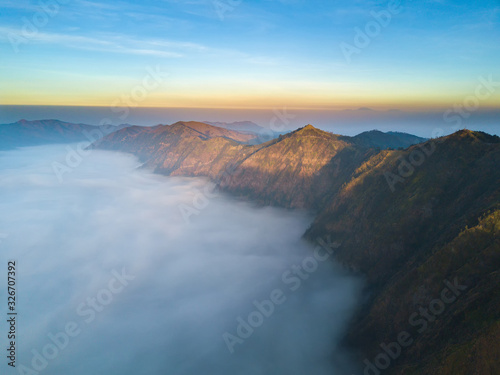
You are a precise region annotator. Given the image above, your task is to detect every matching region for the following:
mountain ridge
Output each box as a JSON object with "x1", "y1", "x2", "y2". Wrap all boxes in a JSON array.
[
  {"x1": 349, "y1": 129, "x2": 428, "y2": 149},
  {"x1": 203, "y1": 120, "x2": 265, "y2": 133},
  {"x1": 0, "y1": 119, "x2": 130, "y2": 150},
  {"x1": 2, "y1": 119, "x2": 497, "y2": 374},
  {"x1": 92, "y1": 122, "x2": 497, "y2": 375},
  {"x1": 305, "y1": 131, "x2": 500, "y2": 374}
]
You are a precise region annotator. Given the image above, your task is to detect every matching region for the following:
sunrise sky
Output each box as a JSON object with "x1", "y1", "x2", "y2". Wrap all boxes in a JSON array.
[{"x1": 1, "y1": 0, "x2": 499, "y2": 110}]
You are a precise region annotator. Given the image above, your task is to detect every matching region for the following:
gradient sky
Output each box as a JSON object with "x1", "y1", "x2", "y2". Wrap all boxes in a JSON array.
[{"x1": 1, "y1": 0, "x2": 499, "y2": 110}]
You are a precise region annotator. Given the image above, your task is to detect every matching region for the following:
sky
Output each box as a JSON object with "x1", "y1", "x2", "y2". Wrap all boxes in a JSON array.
[{"x1": 1, "y1": 0, "x2": 499, "y2": 111}]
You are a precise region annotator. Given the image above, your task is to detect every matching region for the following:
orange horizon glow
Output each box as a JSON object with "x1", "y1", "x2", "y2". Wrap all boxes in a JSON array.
[{"x1": 3, "y1": 94, "x2": 499, "y2": 112}]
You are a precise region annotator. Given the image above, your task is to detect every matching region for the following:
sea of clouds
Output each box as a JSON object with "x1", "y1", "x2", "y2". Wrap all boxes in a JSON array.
[{"x1": 0, "y1": 144, "x2": 362, "y2": 375}]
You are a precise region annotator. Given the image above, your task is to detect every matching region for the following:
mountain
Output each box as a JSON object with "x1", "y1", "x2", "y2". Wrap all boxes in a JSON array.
[
  {"x1": 0, "y1": 119, "x2": 129, "y2": 150},
  {"x1": 166, "y1": 121, "x2": 258, "y2": 143},
  {"x1": 305, "y1": 130, "x2": 500, "y2": 374},
  {"x1": 94, "y1": 123, "x2": 375, "y2": 208},
  {"x1": 91, "y1": 121, "x2": 260, "y2": 179},
  {"x1": 93, "y1": 123, "x2": 427, "y2": 209},
  {"x1": 91, "y1": 123, "x2": 499, "y2": 375},
  {"x1": 6, "y1": 119, "x2": 497, "y2": 374},
  {"x1": 203, "y1": 121, "x2": 283, "y2": 145},
  {"x1": 348, "y1": 130, "x2": 427, "y2": 149},
  {"x1": 203, "y1": 120, "x2": 265, "y2": 133},
  {"x1": 218, "y1": 124, "x2": 374, "y2": 208}
]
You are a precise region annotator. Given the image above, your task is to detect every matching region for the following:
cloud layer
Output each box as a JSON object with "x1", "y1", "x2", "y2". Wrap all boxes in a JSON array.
[{"x1": 0, "y1": 144, "x2": 362, "y2": 375}]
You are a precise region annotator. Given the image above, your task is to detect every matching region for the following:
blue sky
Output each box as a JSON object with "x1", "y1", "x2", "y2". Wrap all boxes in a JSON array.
[{"x1": 0, "y1": 0, "x2": 499, "y2": 109}]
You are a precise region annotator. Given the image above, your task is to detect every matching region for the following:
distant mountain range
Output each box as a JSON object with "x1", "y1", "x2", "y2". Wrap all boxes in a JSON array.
[
  {"x1": 203, "y1": 120, "x2": 265, "y2": 133},
  {"x1": 0, "y1": 119, "x2": 130, "y2": 150},
  {"x1": 203, "y1": 120, "x2": 286, "y2": 145},
  {"x1": 349, "y1": 130, "x2": 427, "y2": 149},
  {"x1": 1, "y1": 118, "x2": 498, "y2": 375}
]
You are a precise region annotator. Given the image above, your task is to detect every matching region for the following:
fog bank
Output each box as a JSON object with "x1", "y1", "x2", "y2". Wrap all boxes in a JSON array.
[{"x1": 0, "y1": 145, "x2": 362, "y2": 375}]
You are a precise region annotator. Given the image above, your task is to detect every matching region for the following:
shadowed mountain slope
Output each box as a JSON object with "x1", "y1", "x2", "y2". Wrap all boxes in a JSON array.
[
  {"x1": 305, "y1": 130, "x2": 500, "y2": 375},
  {"x1": 348, "y1": 130, "x2": 427, "y2": 149}
]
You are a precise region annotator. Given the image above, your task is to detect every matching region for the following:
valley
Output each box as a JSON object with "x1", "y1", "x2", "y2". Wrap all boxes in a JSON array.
[
  {"x1": 1, "y1": 118, "x2": 498, "y2": 374},
  {"x1": 90, "y1": 120, "x2": 500, "y2": 374}
]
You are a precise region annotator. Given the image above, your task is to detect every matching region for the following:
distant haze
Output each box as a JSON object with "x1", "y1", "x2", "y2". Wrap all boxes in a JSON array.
[
  {"x1": 1, "y1": 105, "x2": 499, "y2": 138},
  {"x1": 0, "y1": 145, "x2": 362, "y2": 375}
]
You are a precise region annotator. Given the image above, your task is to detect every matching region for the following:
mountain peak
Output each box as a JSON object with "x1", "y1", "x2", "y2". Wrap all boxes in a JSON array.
[
  {"x1": 167, "y1": 120, "x2": 257, "y2": 143},
  {"x1": 351, "y1": 130, "x2": 427, "y2": 149},
  {"x1": 295, "y1": 124, "x2": 318, "y2": 133},
  {"x1": 444, "y1": 129, "x2": 500, "y2": 144},
  {"x1": 290, "y1": 124, "x2": 336, "y2": 138}
]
